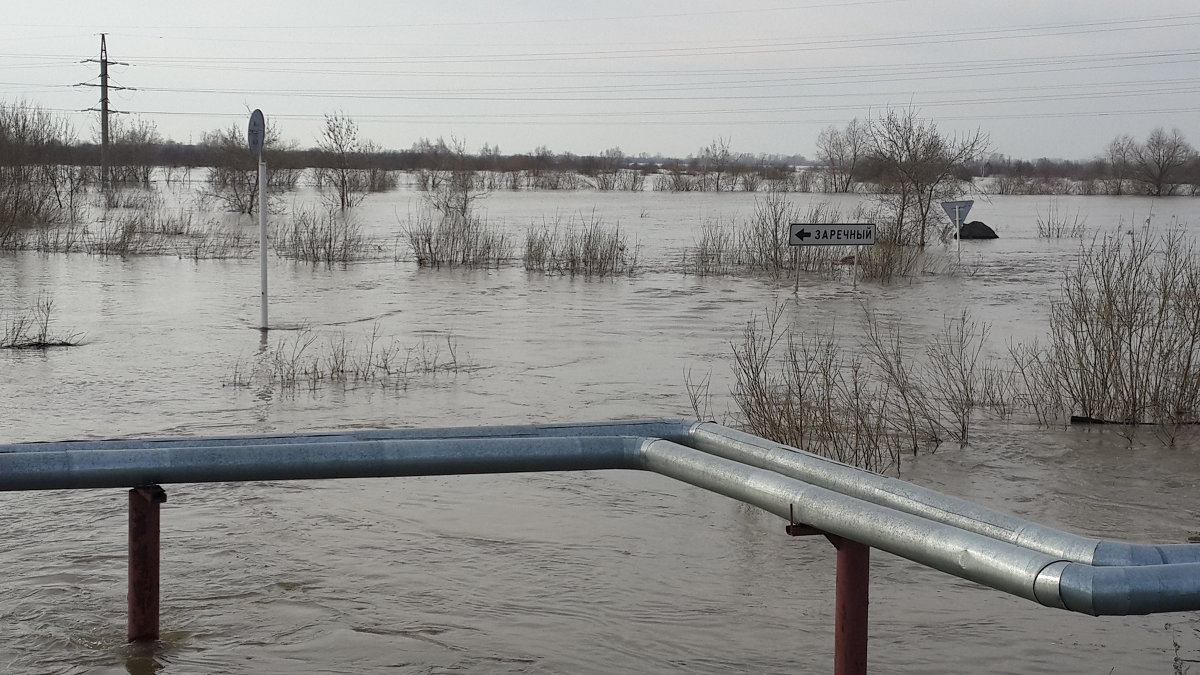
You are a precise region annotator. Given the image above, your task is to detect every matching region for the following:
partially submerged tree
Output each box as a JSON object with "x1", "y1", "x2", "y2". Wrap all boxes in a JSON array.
[
  {"x1": 0, "y1": 101, "x2": 84, "y2": 237},
  {"x1": 1103, "y1": 134, "x2": 1136, "y2": 196},
  {"x1": 315, "y1": 112, "x2": 373, "y2": 209},
  {"x1": 200, "y1": 118, "x2": 293, "y2": 214},
  {"x1": 816, "y1": 118, "x2": 866, "y2": 193},
  {"x1": 404, "y1": 138, "x2": 510, "y2": 267},
  {"x1": 697, "y1": 136, "x2": 733, "y2": 191},
  {"x1": 865, "y1": 108, "x2": 988, "y2": 247},
  {"x1": 1185, "y1": 155, "x2": 1200, "y2": 196},
  {"x1": 421, "y1": 137, "x2": 487, "y2": 221},
  {"x1": 587, "y1": 146, "x2": 624, "y2": 191},
  {"x1": 106, "y1": 115, "x2": 161, "y2": 186},
  {"x1": 1130, "y1": 127, "x2": 1195, "y2": 197}
]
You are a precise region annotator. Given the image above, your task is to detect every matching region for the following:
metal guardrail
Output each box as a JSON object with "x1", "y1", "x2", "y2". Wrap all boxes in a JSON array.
[{"x1": 2, "y1": 419, "x2": 1198, "y2": 673}]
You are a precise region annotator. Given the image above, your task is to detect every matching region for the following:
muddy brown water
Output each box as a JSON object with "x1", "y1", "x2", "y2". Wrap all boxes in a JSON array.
[{"x1": 2, "y1": 186, "x2": 1199, "y2": 673}]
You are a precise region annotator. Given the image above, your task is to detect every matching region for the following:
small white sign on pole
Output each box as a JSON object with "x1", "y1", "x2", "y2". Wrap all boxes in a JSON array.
[{"x1": 247, "y1": 109, "x2": 265, "y2": 157}]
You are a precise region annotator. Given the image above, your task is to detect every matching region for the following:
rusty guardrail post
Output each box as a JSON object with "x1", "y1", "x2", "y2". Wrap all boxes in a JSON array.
[
  {"x1": 788, "y1": 515, "x2": 869, "y2": 675},
  {"x1": 128, "y1": 485, "x2": 166, "y2": 642},
  {"x1": 830, "y1": 535, "x2": 869, "y2": 675}
]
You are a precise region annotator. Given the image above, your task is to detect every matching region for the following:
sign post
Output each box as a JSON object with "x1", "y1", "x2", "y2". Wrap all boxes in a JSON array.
[
  {"x1": 248, "y1": 109, "x2": 267, "y2": 330},
  {"x1": 941, "y1": 200, "x2": 973, "y2": 259},
  {"x1": 789, "y1": 223, "x2": 876, "y2": 289}
]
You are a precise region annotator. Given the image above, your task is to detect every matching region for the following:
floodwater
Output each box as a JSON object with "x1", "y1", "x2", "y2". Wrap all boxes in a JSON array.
[{"x1": 2, "y1": 183, "x2": 1199, "y2": 673}]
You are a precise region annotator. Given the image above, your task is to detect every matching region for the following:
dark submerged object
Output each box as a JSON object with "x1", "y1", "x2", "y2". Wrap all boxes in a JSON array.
[{"x1": 958, "y1": 221, "x2": 998, "y2": 239}]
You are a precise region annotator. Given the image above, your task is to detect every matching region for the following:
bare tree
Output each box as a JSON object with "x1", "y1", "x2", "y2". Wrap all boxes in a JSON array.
[
  {"x1": 106, "y1": 115, "x2": 161, "y2": 186},
  {"x1": 527, "y1": 145, "x2": 555, "y2": 188},
  {"x1": 1185, "y1": 155, "x2": 1200, "y2": 196},
  {"x1": 316, "y1": 112, "x2": 370, "y2": 209},
  {"x1": 697, "y1": 136, "x2": 732, "y2": 191},
  {"x1": 200, "y1": 118, "x2": 291, "y2": 215},
  {"x1": 816, "y1": 118, "x2": 866, "y2": 193},
  {"x1": 738, "y1": 158, "x2": 764, "y2": 192},
  {"x1": 1131, "y1": 127, "x2": 1195, "y2": 197},
  {"x1": 421, "y1": 137, "x2": 487, "y2": 222},
  {"x1": 0, "y1": 101, "x2": 84, "y2": 235},
  {"x1": 1103, "y1": 134, "x2": 1136, "y2": 196},
  {"x1": 589, "y1": 146, "x2": 624, "y2": 191},
  {"x1": 661, "y1": 159, "x2": 696, "y2": 192},
  {"x1": 866, "y1": 108, "x2": 988, "y2": 247}
]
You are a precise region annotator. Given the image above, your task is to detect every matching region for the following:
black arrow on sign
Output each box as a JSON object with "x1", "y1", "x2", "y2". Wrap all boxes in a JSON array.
[{"x1": 797, "y1": 228, "x2": 811, "y2": 241}]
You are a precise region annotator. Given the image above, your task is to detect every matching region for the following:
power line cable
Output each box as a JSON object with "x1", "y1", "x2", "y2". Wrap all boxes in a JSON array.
[
  {"x1": 85, "y1": 14, "x2": 1200, "y2": 65},
  {"x1": 2, "y1": 1, "x2": 917, "y2": 31}
]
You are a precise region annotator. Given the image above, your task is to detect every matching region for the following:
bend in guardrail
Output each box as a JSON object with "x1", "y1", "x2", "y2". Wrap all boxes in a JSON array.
[{"x1": 2, "y1": 419, "x2": 1198, "y2": 673}]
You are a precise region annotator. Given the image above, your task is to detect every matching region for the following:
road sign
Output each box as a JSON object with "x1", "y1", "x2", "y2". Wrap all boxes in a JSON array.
[
  {"x1": 247, "y1": 109, "x2": 265, "y2": 155},
  {"x1": 941, "y1": 200, "x2": 973, "y2": 225},
  {"x1": 789, "y1": 223, "x2": 875, "y2": 246}
]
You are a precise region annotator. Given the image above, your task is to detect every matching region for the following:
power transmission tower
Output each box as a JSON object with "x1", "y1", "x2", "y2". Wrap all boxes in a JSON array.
[{"x1": 80, "y1": 34, "x2": 131, "y2": 188}]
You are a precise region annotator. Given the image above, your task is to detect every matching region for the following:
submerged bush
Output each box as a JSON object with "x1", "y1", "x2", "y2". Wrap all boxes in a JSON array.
[
  {"x1": 685, "y1": 216, "x2": 741, "y2": 276},
  {"x1": 2, "y1": 294, "x2": 83, "y2": 349},
  {"x1": 717, "y1": 304, "x2": 997, "y2": 473},
  {"x1": 855, "y1": 240, "x2": 935, "y2": 284},
  {"x1": 683, "y1": 194, "x2": 924, "y2": 284},
  {"x1": 523, "y1": 211, "x2": 638, "y2": 276},
  {"x1": 404, "y1": 204, "x2": 511, "y2": 268},
  {"x1": 1017, "y1": 231, "x2": 1200, "y2": 428},
  {"x1": 227, "y1": 325, "x2": 474, "y2": 391},
  {"x1": 274, "y1": 206, "x2": 366, "y2": 265},
  {"x1": 0, "y1": 102, "x2": 85, "y2": 241},
  {"x1": 170, "y1": 224, "x2": 255, "y2": 260},
  {"x1": 404, "y1": 164, "x2": 511, "y2": 268},
  {"x1": 729, "y1": 306, "x2": 904, "y2": 473},
  {"x1": 1035, "y1": 198, "x2": 1087, "y2": 238},
  {"x1": 683, "y1": 194, "x2": 842, "y2": 278}
]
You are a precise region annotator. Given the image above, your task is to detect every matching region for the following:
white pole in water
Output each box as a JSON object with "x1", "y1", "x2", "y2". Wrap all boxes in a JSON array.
[
  {"x1": 258, "y1": 157, "x2": 268, "y2": 329},
  {"x1": 955, "y1": 204, "x2": 962, "y2": 259},
  {"x1": 248, "y1": 109, "x2": 268, "y2": 330}
]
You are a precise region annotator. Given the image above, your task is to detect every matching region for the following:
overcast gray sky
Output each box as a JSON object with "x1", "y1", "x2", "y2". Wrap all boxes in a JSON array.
[{"x1": 2, "y1": 1, "x2": 1197, "y2": 160}]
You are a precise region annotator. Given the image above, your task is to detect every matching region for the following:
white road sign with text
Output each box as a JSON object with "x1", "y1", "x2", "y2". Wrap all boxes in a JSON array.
[{"x1": 789, "y1": 223, "x2": 875, "y2": 246}]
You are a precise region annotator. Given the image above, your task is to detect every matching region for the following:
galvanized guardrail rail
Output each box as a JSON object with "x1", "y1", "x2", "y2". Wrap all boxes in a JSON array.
[{"x1": 3, "y1": 419, "x2": 1199, "y2": 674}]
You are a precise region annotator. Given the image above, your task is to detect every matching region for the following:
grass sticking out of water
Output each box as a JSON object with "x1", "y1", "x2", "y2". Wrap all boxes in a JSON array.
[
  {"x1": 273, "y1": 206, "x2": 367, "y2": 265},
  {"x1": 227, "y1": 324, "x2": 479, "y2": 392},
  {"x1": 1, "y1": 294, "x2": 83, "y2": 349},
  {"x1": 403, "y1": 205, "x2": 512, "y2": 268},
  {"x1": 523, "y1": 211, "x2": 638, "y2": 277},
  {"x1": 1036, "y1": 198, "x2": 1087, "y2": 238}
]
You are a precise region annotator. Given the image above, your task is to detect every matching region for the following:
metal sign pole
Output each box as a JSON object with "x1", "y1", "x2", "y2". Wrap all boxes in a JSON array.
[
  {"x1": 248, "y1": 109, "x2": 268, "y2": 331},
  {"x1": 794, "y1": 246, "x2": 800, "y2": 294},
  {"x1": 955, "y1": 204, "x2": 961, "y2": 259},
  {"x1": 258, "y1": 155, "x2": 268, "y2": 330}
]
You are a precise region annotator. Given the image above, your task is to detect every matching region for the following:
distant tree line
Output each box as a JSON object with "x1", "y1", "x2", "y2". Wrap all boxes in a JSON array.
[
  {"x1": 0, "y1": 98, "x2": 1196, "y2": 225},
  {"x1": 815, "y1": 118, "x2": 1198, "y2": 198},
  {"x1": 16, "y1": 126, "x2": 800, "y2": 184},
  {"x1": 979, "y1": 128, "x2": 1199, "y2": 196},
  {"x1": 0, "y1": 101, "x2": 815, "y2": 192}
]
